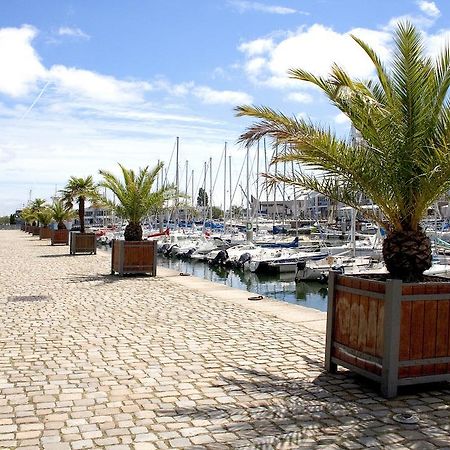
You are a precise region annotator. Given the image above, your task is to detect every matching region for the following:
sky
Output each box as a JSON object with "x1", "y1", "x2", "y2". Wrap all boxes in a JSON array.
[{"x1": 0, "y1": 0, "x2": 449, "y2": 215}]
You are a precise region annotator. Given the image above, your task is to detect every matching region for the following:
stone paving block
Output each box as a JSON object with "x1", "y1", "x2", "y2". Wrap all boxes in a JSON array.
[
  {"x1": 134, "y1": 444, "x2": 156, "y2": 450},
  {"x1": 71, "y1": 439, "x2": 94, "y2": 449}
]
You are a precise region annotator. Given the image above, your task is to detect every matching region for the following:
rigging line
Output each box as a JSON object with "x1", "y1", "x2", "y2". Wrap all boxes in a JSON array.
[
  {"x1": 194, "y1": 163, "x2": 205, "y2": 198},
  {"x1": 20, "y1": 81, "x2": 50, "y2": 121},
  {"x1": 163, "y1": 139, "x2": 177, "y2": 186},
  {"x1": 230, "y1": 151, "x2": 247, "y2": 206},
  {"x1": 212, "y1": 146, "x2": 225, "y2": 194}
]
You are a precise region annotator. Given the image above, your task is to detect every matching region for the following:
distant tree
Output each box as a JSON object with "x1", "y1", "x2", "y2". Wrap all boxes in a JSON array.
[
  {"x1": 9, "y1": 214, "x2": 16, "y2": 225},
  {"x1": 197, "y1": 188, "x2": 208, "y2": 207},
  {"x1": 211, "y1": 206, "x2": 223, "y2": 219},
  {"x1": 0, "y1": 216, "x2": 9, "y2": 225}
]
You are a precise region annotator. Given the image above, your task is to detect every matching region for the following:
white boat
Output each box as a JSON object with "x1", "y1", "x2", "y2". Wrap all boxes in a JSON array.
[
  {"x1": 190, "y1": 237, "x2": 227, "y2": 262},
  {"x1": 295, "y1": 255, "x2": 385, "y2": 283},
  {"x1": 248, "y1": 248, "x2": 330, "y2": 274}
]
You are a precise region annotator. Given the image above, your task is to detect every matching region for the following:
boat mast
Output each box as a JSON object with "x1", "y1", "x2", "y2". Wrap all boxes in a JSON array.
[
  {"x1": 209, "y1": 157, "x2": 213, "y2": 223},
  {"x1": 223, "y1": 142, "x2": 227, "y2": 234},
  {"x1": 255, "y1": 140, "x2": 260, "y2": 235},
  {"x1": 282, "y1": 145, "x2": 286, "y2": 228},
  {"x1": 246, "y1": 144, "x2": 253, "y2": 242},
  {"x1": 175, "y1": 137, "x2": 179, "y2": 229},
  {"x1": 292, "y1": 159, "x2": 298, "y2": 238},
  {"x1": 273, "y1": 144, "x2": 278, "y2": 231},
  {"x1": 191, "y1": 168, "x2": 194, "y2": 208},
  {"x1": 185, "y1": 160, "x2": 188, "y2": 228},
  {"x1": 229, "y1": 155, "x2": 232, "y2": 231},
  {"x1": 203, "y1": 161, "x2": 207, "y2": 229}
]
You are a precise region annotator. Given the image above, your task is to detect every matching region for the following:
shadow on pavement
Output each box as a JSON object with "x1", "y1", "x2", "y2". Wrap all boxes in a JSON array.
[{"x1": 157, "y1": 366, "x2": 450, "y2": 448}]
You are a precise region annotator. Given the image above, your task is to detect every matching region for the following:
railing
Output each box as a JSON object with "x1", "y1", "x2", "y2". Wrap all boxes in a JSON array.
[{"x1": 0, "y1": 224, "x2": 21, "y2": 230}]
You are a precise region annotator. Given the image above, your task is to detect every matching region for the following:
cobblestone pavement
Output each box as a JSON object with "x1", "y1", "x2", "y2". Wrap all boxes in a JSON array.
[{"x1": 1, "y1": 231, "x2": 450, "y2": 449}]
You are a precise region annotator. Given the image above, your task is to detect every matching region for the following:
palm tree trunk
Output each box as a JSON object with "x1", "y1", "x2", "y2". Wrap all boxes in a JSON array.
[
  {"x1": 382, "y1": 228, "x2": 432, "y2": 281},
  {"x1": 79, "y1": 197, "x2": 85, "y2": 234},
  {"x1": 124, "y1": 222, "x2": 143, "y2": 241}
]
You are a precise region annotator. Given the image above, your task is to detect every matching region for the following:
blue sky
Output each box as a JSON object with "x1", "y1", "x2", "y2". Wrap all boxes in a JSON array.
[{"x1": 0, "y1": 0, "x2": 449, "y2": 214}]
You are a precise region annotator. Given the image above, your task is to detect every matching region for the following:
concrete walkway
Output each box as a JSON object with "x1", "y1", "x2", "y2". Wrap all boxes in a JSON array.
[{"x1": 1, "y1": 231, "x2": 450, "y2": 449}]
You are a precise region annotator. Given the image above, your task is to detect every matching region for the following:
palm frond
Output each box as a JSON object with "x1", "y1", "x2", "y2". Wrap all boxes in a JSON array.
[
  {"x1": 99, "y1": 163, "x2": 178, "y2": 224},
  {"x1": 236, "y1": 21, "x2": 450, "y2": 232}
]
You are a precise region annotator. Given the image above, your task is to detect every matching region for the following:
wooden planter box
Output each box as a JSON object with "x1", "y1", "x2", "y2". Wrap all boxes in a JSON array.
[
  {"x1": 39, "y1": 227, "x2": 52, "y2": 240},
  {"x1": 25, "y1": 225, "x2": 31, "y2": 233},
  {"x1": 111, "y1": 240, "x2": 157, "y2": 276},
  {"x1": 51, "y1": 229, "x2": 69, "y2": 245},
  {"x1": 32, "y1": 226, "x2": 40, "y2": 236},
  {"x1": 326, "y1": 271, "x2": 450, "y2": 398},
  {"x1": 69, "y1": 232, "x2": 96, "y2": 255}
]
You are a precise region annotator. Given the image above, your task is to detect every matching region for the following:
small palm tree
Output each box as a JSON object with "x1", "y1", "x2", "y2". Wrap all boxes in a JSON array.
[
  {"x1": 50, "y1": 200, "x2": 76, "y2": 230},
  {"x1": 99, "y1": 163, "x2": 176, "y2": 241},
  {"x1": 236, "y1": 22, "x2": 450, "y2": 282},
  {"x1": 20, "y1": 207, "x2": 36, "y2": 226},
  {"x1": 36, "y1": 208, "x2": 53, "y2": 228},
  {"x1": 29, "y1": 198, "x2": 46, "y2": 226},
  {"x1": 60, "y1": 176, "x2": 100, "y2": 234}
]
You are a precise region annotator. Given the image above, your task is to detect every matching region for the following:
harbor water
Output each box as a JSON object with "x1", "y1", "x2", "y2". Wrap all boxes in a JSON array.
[{"x1": 157, "y1": 255, "x2": 329, "y2": 312}]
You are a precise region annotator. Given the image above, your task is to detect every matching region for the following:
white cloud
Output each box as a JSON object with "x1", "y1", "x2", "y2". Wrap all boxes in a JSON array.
[
  {"x1": 49, "y1": 65, "x2": 152, "y2": 103},
  {"x1": 286, "y1": 92, "x2": 313, "y2": 104},
  {"x1": 417, "y1": 0, "x2": 440, "y2": 18},
  {"x1": 426, "y1": 30, "x2": 450, "y2": 56},
  {"x1": 153, "y1": 79, "x2": 194, "y2": 96},
  {"x1": 239, "y1": 24, "x2": 392, "y2": 89},
  {"x1": 193, "y1": 86, "x2": 252, "y2": 104},
  {"x1": 0, "y1": 93, "x2": 244, "y2": 214},
  {"x1": 239, "y1": 10, "x2": 450, "y2": 94},
  {"x1": 229, "y1": 1, "x2": 303, "y2": 15},
  {"x1": 385, "y1": 14, "x2": 435, "y2": 30},
  {"x1": 270, "y1": 25, "x2": 390, "y2": 80},
  {"x1": 0, "y1": 25, "x2": 251, "y2": 214},
  {"x1": 239, "y1": 38, "x2": 274, "y2": 56},
  {"x1": 57, "y1": 26, "x2": 90, "y2": 39},
  {"x1": 0, "y1": 25, "x2": 46, "y2": 97},
  {"x1": 244, "y1": 57, "x2": 267, "y2": 76},
  {"x1": 151, "y1": 78, "x2": 252, "y2": 105}
]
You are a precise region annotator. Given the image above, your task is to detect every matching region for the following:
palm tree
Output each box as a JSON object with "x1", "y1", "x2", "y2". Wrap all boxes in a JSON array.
[
  {"x1": 50, "y1": 200, "x2": 75, "y2": 230},
  {"x1": 236, "y1": 22, "x2": 450, "y2": 282},
  {"x1": 29, "y1": 198, "x2": 46, "y2": 226},
  {"x1": 60, "y1": 176, "x2": 99, "y2": 234},
  {"x1": 36, "y1": 207, "x2": 53, "y2": 228},
  {"x1": 20, "y1": 207, "x2": 36, "y2": 226},
  {"x1": 99, "y1": 163, "x2": 176, "y2": 241}
]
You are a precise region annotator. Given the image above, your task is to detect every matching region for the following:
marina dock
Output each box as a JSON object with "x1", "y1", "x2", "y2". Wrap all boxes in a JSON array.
[{"x1": 1, "y1": 230, "x2": 450, "y2": 449}]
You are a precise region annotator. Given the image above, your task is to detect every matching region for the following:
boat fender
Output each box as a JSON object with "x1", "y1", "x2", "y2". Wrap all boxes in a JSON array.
[
  {"x1": 164, "y1": 245, "x2": 175, "y2": 257},
  {"x1": 211, "y1": 249, "x2": 229, "y2": 266},
  {"x1": 331, "y1": 264, "x2": 345, "y2": 274},
  {"x1": 159, "y1": 243, "x2": 170, "y2": 254},
  {"x1": 238, "y1": 252, "x2": 252, "y2": 266},
  {"x1": 318, "y1": 273, "x2": 328, "y2": 284}
]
